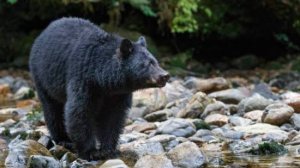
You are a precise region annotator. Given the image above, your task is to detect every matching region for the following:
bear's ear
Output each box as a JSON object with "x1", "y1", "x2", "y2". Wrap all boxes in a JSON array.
[
  {"x1": 137, "y1": 36, "x2": 147, "y2": 47},
  {"x1": 120, "y1": 39, "x2": 133, "y2": 57}
]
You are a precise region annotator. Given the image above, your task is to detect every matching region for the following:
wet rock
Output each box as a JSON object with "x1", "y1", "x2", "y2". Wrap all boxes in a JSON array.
[
  {"x1": 0, "y1": 119, "x2": 15, "y2": 127},
  {"x1": 69, "y1": 158, "x2": 98, "y2": 168},
  {"x1": 208, "y1": 88, "x2": 251, "y2": 104},
  {"x1": 14, "y1": 86, "x2": 35, "y2": 100},
  {"x1": 60, "y1": 152, "x2": 77, "y2": 167},
  {"x1": 269, "y1": 72, "x2": 300, "y2": 90},
  {"x1": 5, "y1": 140, "x2": 52, "y2": 168},
  {"x1": 177, "y1": 92, "x2": 215, "y2": 118},
  {"x1": 262, "y1": 132, "x2": 289, "y2": 143},
  {"x1": 162, "y1": 81, "x2": 193, "y2": 103},
  {"x1": 262, "y1": 103, "x2": 294, "y2": 126},
  {"x1": 282, "y1": 92, "x2": 300, "y2": 113},
  {"x1": 134, "y1": 154, "x2": 174, "y2": 168},
  {"x1": 201, "y1": 101, "x2": 229, "y2": 118},
  {"x1": 233, "y1": 123, "x2": 288, "y2": 136},
  {"x1": 156, "y1": 118, "x2": 196, "y2": 137},
  {"x1": 124, "y1": 122, "x2": 156, "y2": 133},
  {"x1": 100, "y1": 159, "x2": 128, "y2": 168},
  {"x1": 229, "y1": 116, "x2": 252, "y2": 126},
  {"x1": 204, "y1": 114, "x2": 228, "y2": 127},
  {"x1": 120, "y1": 132, "x2": 148, "y2": 144},
  {"x1": 0, "y1": 108, "x2": 27, "y2": 122},
  {"x1": 184, "y1": 77, "x2": 229, "y2": 93},
  {"x1": 120, "y1": 140, "x2": 164, "y2": 167},
  {"x1": 27, "y1": 155, "x2": 60, "y2": 168},
  {"x1": 133, "y1": 88, "x2": 167, "y2": 114},
  {"x1": 252, "y1": 83, "x2": 279, "y2": 100},
  {"x1": 211, "y1": 128, "x2": 244, "y2": 140},
  {"x1": 243, "y1": 110, "x2": 264, "y2": 121},
  {"x1": 128, "y1": 107, "x2": 149, "y2": 121},
  {"x1": 167, "y1": 141, "x2": 206, "y2": 168},
  {"x1": 237, "y1": 93, "x2": 272, "y2": 114},
  {"x1": 0, "y1": 84, "x2": 11, "y2": 98},
  {"x1": 49, "y1": 145, "x2": 70, "y2": 159},
  {"x1": 148, "y1": 135, "x2": 177, "y2": 151},
  {"x1": 280, "y1": 123, "x2": 294, "y2": 132},
  {"x1": 290, "y1": 113, "x2": 300, "y2": 130},
  {"x1": 38, "y1": 135, "x2": 53, "y2": 149},
  {"x1": 144, "y1": 109, "x2": 171, "y2": 122}
]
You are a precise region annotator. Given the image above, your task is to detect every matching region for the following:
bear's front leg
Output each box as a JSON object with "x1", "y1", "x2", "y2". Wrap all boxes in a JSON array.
[
  {"x1": 93, "y1": 94, "x2": 131, "y2": 159},
  {"x1": 64, "y1": 81, "x2": 99, "y2": 161}
]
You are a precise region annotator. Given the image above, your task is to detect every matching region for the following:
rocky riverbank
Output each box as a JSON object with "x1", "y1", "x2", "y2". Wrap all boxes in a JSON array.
[{"x1": 1, "y1": 70, "x2": 300, "y2": 167}]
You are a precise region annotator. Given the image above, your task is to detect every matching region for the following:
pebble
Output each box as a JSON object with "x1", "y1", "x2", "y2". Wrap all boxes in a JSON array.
[
  {"x1": 208, "y1": 87, "x2": 251, "y2": 104},
  {"x1": 5, "y1": 140, "x2": 52, "y2": 168},
  {"x1": 177, "y1": 92, "x2": 214, "y2": 118},
  {"x1": 144, "y1": 109, "x2": 170, "y2": 122},
  {"x1": 201, "y1": 101, "x2": 229, "y2": 118},
  {"x1": 184, "y1": 77, "x2": 229, "y2": 93},
  {"x1": 120, "y1": 140, "x2": 164, "y2": 167},
  {"x1": 167, "y1": 141, "x2": 206, "y2": 168},
  {"x1": 237, "y1": 93, "x2": 272, "y2": 114},
  {"x1": 134, "y1": 154, "x2": 174, "y2": 168},
  {"x1": 156, "y1": 118, "x2": 196, "y2": 137},
  {"x1": 204, "y1": 114, "x2": 229, "y2": 127},
  {"x1": 262, "y1": 103, "x2": 294, "y2": 126}
]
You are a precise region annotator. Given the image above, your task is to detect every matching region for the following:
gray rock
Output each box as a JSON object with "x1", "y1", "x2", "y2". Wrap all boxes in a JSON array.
[
  {"x1": 14, "y1": 86, "x2": 34, "y2": 100},
  {"x1": 252, "y1": 83, "x2": 279, "y2": 100},
  {"x1": 60, "y1": 152, "x2": 77, "y2": 167},
  {"x1": 229, "y1": 116, "x2": 252, "y2": 126},
  {"x1": 201, "y1": 101, "x2": 229, "y2": 118},
  {"x1": 212, "y1": 128, "x2": 244, "y2": 140},
  {"x1": 134, "y1": 154, "x2": 174, "y2": 168},
  {"x1": 162, "y1": 81, "x2": 193, "y2": 103},
  {"x1": 5, "y1": 140, "x2": 52, "y2": 168},
  {"x1": 119, "y1": 132, "x2": 148, "y2": 144},
  {"x1": 233, "y1": 123, "x2": 288, "y2": 137},
  {"x1": 237, "y1": 93, "x2": 272, "y2": 114},
  {"x1": 290, "y1": 113, "x2": 300, "y2": 130},
  {"x1": 27, "y1": 155, "x2": 60, "y2": 168},
  {"x1": 100, "y1": 159, "x2": 128, "y2": 168},
  {"x1": 208, "y1": 88, "x2": 251, "y2": 104},
  {"x1": 38, "y1": 135, "x2": 53, "y2": 149},
  {"x1": 156, "y1": 118, "x2": 196, "y2": 137},
  {"x1": 69, "y1": 159, "x2": 98, "y2": 168},
  {"x1": 128, "y1": 107, "x2": 149, "y2": 121},
  {"x1": 204, "y1": 114, "x2": 228, "y2": 127},
  {"x1": 167, "y1": 142, "x2": 206, "y2": 168},
  {"x1": 262, "y1": 103, "x2": 294, "y2": 126},
  {"x1": 184, "y1": 77, "x2": 229, "y2": 93},
  {"x1": 177, "y1": 92, "x2": 215, "y2": 118},
  {"x1": 132, "y1": 88, "x2": 167, "y2": 114},
  {"x1": 144, "y1": 109, "x2": 171, "y2": 122},
  {"x1": 120, "y1": 140, "x2": 164, "y2": 167}
]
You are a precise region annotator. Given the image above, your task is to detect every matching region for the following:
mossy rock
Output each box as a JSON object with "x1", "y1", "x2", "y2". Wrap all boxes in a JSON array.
[{"x1": 249, "y1": 142, "x2": 287, "y2": 155}]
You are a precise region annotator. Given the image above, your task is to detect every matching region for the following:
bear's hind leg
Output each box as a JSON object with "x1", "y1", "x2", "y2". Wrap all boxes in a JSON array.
[{"x1": 35, "y1": 85, "x2": 71, "y2": 145}]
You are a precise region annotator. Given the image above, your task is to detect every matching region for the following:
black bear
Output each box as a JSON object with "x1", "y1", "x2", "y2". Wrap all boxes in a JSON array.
[{"x1": 29, "y1": 17, "x2": 169, "y2": 160}]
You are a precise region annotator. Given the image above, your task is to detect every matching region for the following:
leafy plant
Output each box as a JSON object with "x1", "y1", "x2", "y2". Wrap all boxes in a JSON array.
[{"x1": 171, "y1": 0, "x2": 199, "y2": 33}]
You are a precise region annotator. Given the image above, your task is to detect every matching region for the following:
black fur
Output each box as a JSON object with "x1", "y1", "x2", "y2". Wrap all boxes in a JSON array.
[{"x1": 29, "y1": 17, "x2": 168, "y2": 160}]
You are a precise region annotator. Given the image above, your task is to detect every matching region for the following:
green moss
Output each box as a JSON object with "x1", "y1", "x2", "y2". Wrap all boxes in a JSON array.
[
  {"x1": 249, "y1": 142, "x2": 287, "y2": 155},
  {"x1": 193, "y1": 120, "x2": 211, "y2": 130},
  {"x1": 1, "y1": 128, "x2": 11, "y2": 137}
]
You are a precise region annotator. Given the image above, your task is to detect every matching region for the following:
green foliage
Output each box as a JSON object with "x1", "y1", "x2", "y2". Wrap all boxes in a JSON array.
[
  {"x1": 168, "y1": 50, "x2": 192, "y2": 68},
  {"x1": 125, "y1": 0, "x2": 156, "y2": 17},
  {"x1": 275, "y1": 33, "x2": 300, "y2": 51},
  {"x1": 6, "y1": 0, "x2": 17, "y2": 4},
  {"x1": 171, "y1": 0, "x2": 199, "y2": 33},
  {"x1": 26, "y1": 108, "x2": 43, "y2": 125},
  {"x1": 250, "y1": 142, "x2": 287, "y2": 155}
]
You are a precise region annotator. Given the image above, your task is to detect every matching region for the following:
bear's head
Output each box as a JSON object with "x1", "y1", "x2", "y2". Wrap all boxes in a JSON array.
[{"x1": 119, "y1": 36, "x2": 169, "y2": 90}]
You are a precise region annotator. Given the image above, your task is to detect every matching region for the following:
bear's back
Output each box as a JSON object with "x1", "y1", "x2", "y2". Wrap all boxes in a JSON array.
[{"x1": 29, "y1": 17, "x2": 107, "y2": 102}]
